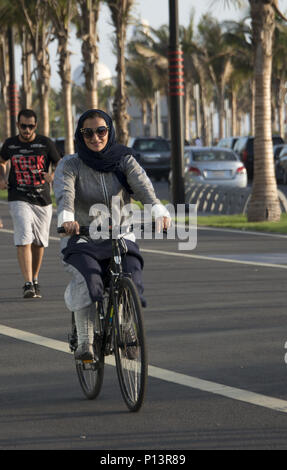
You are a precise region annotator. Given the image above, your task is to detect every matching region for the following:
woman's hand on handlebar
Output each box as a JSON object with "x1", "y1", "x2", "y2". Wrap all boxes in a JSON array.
[
  {"x1": 62, "y1": 221, "x2": 80, "y2": 235},
  {"x1": 155, "y1": 216, "x2": 171, "y2": 233}
]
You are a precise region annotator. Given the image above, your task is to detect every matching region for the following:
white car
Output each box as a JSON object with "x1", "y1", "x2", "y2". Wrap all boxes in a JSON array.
[{"x1": 181, "y1": 146, "x2": 248, "y2": 188}]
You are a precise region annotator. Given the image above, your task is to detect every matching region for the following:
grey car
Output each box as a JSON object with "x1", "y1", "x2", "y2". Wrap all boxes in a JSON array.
[
  {"x1": 131, "y1": 137, "x2": 171, "y2": 180},
  {"x1": 170, "y1": 146, "x2": 247, "y2": 188}
]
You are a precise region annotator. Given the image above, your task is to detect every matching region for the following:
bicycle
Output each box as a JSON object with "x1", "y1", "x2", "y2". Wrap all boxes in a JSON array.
[{"x1": 57, "y1": 223, "x2": 151, "y2": 412}]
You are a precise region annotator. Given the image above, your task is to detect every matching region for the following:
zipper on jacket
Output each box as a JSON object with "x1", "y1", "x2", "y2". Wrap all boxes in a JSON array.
[{"x1": 100, "y1": 173, "x2": 110, "y2": 212}]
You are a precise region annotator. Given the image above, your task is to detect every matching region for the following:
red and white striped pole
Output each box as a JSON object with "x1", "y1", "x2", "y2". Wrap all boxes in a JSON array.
[{"x1": 168, "y1": 0, "x2": 185, "y2": 205}]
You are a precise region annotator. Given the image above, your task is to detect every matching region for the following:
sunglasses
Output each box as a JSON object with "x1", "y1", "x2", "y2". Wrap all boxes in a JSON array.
[
  {"x1": 80, "y1": 126, "x2": 109, "y2": 139},
  {"x1": 19, "y1": 123, "x2": 36, "y2": 130}
]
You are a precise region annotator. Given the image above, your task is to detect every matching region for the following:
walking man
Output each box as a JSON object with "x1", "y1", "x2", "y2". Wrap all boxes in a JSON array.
[{"x1": 0, "y1": 109, "x2": 61, "y2": 298}]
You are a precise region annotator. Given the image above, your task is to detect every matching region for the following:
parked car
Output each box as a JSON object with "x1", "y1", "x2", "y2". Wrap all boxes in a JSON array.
[
  {"x1": 131, "y1": 137, "x2": 171, "y2": 180},
  {"x1": 276, "y1": 145, "x2": 287, "y2": 183},
  {"x1": 216, "y1": 136, "x2": 239, "y2": 149},
  {"x1": 53, "y1": 137, "x2": 77, "y2": 158},
  {"x1": 274, "y1": 144, "x2": 287, "y2": 182},
  {"x1": 233, "y1": 135, "x2": 284, "y2": 179},
  {"x1": 169, "y1": 146, "x2": 247, "y2": 188}
]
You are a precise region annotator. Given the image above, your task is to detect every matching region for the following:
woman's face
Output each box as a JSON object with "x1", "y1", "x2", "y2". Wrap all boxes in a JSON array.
[{"x1": 81, "y1": 116, "x2": 109, "y2": 152}]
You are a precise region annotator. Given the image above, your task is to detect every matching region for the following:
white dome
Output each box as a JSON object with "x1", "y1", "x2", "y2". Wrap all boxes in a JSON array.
[
  {"x1": 141, "y1": 19, "x2": 150, "y2": 30},
  {"x1": 73, "y1": 62, "x2": 112, "y2": 86},
  {"x1": 132, "y1": 18, "x2": 151, "y2": 38}
]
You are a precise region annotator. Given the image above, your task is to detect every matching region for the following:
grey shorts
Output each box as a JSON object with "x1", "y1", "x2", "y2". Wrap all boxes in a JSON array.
[{"x1": 9, "y1": 200, "x2": 53, "y2": 247}]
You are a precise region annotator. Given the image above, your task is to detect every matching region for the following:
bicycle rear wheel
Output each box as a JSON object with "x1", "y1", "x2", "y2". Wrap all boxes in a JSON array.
[
  {"x1": 71, "y1": 312, "x2": 105, "y2": 400},
  {"x1": 113, "y1": 277, "x2": 148, "y2": 412}
]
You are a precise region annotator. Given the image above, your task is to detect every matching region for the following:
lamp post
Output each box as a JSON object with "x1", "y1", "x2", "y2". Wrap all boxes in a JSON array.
[
  {"x1": 168, "y1": 0, "x2": 185, "y2": 206},
  {"x1": 8, "y1": 26, "x2": 18, "y2": 136}
]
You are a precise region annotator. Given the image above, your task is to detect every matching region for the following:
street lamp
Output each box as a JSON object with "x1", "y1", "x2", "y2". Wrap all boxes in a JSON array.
[{"x1": 168, "y1": 0, "x2": 185, "y2": 206}]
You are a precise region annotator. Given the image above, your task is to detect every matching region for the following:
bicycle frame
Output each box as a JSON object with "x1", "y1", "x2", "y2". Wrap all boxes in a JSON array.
[{"x1": 97, "y1": 235, "x2": 129, "y2": 357}]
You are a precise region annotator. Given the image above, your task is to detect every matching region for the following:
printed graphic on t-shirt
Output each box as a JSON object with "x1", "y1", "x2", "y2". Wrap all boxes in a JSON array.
[
  {"x1": 11, "y1": 153, "x2": 46, "y2": 188},
  {"x1": 0, "y1": 134, "x2": 60, "y2": 206}
]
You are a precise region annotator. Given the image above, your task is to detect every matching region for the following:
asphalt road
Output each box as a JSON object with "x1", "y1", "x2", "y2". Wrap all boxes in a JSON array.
[{"x1": 1, "y1": 184, "x2": 287, "y2": 450}]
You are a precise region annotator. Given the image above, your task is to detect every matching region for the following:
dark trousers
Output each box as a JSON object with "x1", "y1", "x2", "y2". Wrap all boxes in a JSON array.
[{"x1": 66, "y1": 252, "x2": 146, "y2": 307}]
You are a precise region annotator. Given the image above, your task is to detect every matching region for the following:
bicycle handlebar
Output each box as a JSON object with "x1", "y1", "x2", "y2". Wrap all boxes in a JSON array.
[{"x1": 57, "y1": 222, "x2": 168, "y2": 236}]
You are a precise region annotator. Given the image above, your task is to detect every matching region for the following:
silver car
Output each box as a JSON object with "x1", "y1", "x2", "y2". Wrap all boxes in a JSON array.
[{"x1": 182, "y1": 146, "x2": 247, "y2": 188}]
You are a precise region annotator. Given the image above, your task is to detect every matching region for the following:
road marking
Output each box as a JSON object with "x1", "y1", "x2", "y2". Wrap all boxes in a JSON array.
[
  {"x1": 2, "y1": 227, "x2": 287, "y2": 269},
  {"x1": 140, "y1": 248, "x2": 287, "y2": 269},
  {"x1": 1, "y1": 323, "x2": 287, "y2": 414},
  {"x1": 197, "y1": 225, "x2": 287, "y2": 239}
]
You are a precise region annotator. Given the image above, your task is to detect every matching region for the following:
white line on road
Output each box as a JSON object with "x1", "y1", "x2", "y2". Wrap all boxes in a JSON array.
[
  {"x1": 1, "y1": 323, "x2": 287, "y2": 415},
  {"x1": 140, "y1": 248, "x2": 287, "y2": 270},
  {"x1": 3, "y1": 228, "x2": 287, "y2": 270}
]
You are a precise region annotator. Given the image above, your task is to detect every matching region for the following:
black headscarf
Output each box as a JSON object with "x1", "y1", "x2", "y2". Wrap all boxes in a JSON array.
[{"x1": 75, "y1": 109, "x2": 134, "y2": 194}]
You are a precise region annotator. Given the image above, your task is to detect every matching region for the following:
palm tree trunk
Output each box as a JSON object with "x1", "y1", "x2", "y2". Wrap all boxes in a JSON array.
[
  {"x1": 184, "y1": 81, "x2": 192, "y2": 143},
  {"x1": 36, "y1": 58, "x2": 50, "y2": 136},
  {"x1": 231, "y1": 89, "x2": 237, "y2": 136},
  {"x1": 21, "y1": 29, "x2": 33, "y2": 109},
  {"x1": 19, "y1": 0, "x2": 51, "y2": 136},
  {"x1": 250, "y1": 78, "x2": 255, "y2": 135},
  {"x1": 113, "y1": 24, "x2": 129, "y2": 144},
  {"x1": 277, "y1": 80, "x2": 285, "y2": 139},
  {"x1": 217, "y1": 87, "x2": 225, "y2": 140},
  {"x1": 199, "y1": 84, "x2": 208, "y2": 146},
  {"x1": 59, "y1": 38, "x2": 74, "y2": 155},
  {"x1": 107, "y1": 0, "x2": 133, "y2": 145},
  {"x1": 247, "y1": 0, "x2": 280, "y2": 222},
  {"x1": 0, "y1": 31, "x2": 10, "y2": 138},
  {"x1": 141, "y1": 100, "x2": 147, "y2": 129},
  {"x1": 79, "y1": 0, "x2": 100, "y2": 109}
]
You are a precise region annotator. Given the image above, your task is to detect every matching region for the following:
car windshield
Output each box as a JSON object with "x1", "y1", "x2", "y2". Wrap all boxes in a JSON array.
[
  {"x1": 133, "y1": 139, "x2": 170, "y2": 152},
  {"x1": 192, "y1": 150, "x2": 237, "y2": 162}
]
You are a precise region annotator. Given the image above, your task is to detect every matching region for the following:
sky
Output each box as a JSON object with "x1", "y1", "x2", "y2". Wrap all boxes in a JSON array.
[{"x1": 15, "y1": 0, "x2": 287, "y2": 90}]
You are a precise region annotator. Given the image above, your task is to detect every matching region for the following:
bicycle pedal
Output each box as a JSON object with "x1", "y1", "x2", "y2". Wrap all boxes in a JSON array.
[{"x1": 68, "y1": 334, "x2": 77, "y2": 352}]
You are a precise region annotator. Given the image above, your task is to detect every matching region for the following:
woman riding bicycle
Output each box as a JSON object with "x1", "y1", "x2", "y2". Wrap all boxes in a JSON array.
[{"x1": 54, "y1": 109, "x2": 170, "y2": 361}]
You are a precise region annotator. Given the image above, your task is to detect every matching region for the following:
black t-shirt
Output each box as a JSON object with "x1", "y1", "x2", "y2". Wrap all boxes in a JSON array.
[{"x1": 0, "y1": 134, "x2": 61, "y2": 206}]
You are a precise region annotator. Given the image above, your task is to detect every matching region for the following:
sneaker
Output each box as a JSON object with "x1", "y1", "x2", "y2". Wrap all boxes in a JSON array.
[
  {"x1": 23, "y1": 282, "x2": 35, "y2": 299},
  {"x1": 75, "y1": 343, "x2": 95, "y2": 361},
  {"x1": 33, "y1": 281, "x2": 42, "y2": 298}
]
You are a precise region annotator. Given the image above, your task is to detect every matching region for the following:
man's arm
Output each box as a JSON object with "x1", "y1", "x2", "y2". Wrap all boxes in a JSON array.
[
  {"x1": 43, "y1": 138, "x2": 61, "y2": 184},
  {"x1": 0, "y1": 157, "x2": 8, "y2": 189},
  {"x1": 43, "y1": 160, "x2": 58, "y2": 184}
]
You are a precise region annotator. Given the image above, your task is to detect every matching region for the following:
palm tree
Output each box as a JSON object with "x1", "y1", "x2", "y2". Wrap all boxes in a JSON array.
[
  {"x1": 0, "y1": 0, "x2": 32, "y2": 136},
  {"x1": 47, "y1": 0, "x2": 76, "y2": 154},
  {"x1": 197, "y1": 14, "x2": 234, "y2": 140},
  {"x1": 127, "y1": 59, "x2": 156, "y2": 135},
  {"x1": 17, "y1": 0, "x2": 53, "y2": 136},
  {"x1": 74, "y1": 0, "x2": 101, "y2": 109},
  {"x1": 0, "y1": 2, "x2": 13, "y2": 139},
  {"x1": 20, "y1": 26, "x2": 33, "y2": 110},
  {"x1": 105, "y1": 0, "x2": 135, "y2": 145},
  {"x1": 215, "y1": 0, "x2": 287, "y2": 222},
  {"x1": 181, "y1": 14, "x2": 212, "y2": 145},
  {"x1": 127, "y1": 27, "x2": 167, "y2": 136},
  {"x1": 222, "y1": 19, "x2": 254, "y2": 135}
]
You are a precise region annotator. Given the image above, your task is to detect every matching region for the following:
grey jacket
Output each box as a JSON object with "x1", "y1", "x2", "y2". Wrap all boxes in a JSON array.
[{"x1": 53, "y1": 153, "x2": 168, "y2": 231}]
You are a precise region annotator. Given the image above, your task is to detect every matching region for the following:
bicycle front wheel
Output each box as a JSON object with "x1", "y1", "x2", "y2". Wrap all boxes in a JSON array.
[{"x1": 113, "y1": 277, "x2": 148, "y2": 412}]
